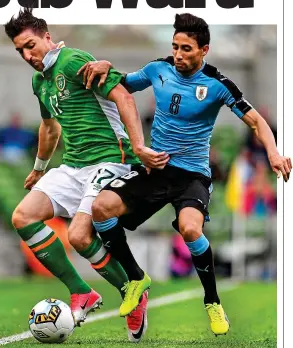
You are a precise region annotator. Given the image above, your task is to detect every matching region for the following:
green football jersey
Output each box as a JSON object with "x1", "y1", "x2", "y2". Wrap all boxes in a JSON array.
[{"x1": 32, "y1": 47, "x2": 140, "y2": 168}]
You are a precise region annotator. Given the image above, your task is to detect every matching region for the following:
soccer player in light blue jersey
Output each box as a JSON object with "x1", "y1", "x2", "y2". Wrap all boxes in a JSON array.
[{"x1": 79, "y1": 13, "x2": 291, "y2": 336}]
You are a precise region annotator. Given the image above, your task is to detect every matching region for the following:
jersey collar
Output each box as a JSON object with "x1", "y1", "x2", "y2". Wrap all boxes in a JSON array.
[{"x1": 42, "y1": 41, "x2": 66, "y2": 73}]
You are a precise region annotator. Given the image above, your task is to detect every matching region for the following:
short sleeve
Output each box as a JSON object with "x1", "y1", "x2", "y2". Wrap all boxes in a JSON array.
[
  {"x1": 38, "y1": 98, "x2": 52, "y2": 119},
  {"x1": 32, "y1": 73, "x2": 52, "y2": 119},
  {"x1": 63, "y1": 54, "x2": 123, "y2": 99},
  {"x1": 125, "y1": 62, "x2": 156, "y2": 92},
  {"x1": 220, "y1": 78, "x2": 253, "y2": 118},
  {"x1": 97, "y1": 68, "x2": 123, "y2": 98}
]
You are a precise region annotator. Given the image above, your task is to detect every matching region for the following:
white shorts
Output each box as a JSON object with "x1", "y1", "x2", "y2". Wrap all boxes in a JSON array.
[{"x1": 32, "y1": 163, "x2": 131, "y2": 218}]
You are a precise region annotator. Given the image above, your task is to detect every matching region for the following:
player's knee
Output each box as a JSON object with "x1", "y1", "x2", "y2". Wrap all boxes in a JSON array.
[
  {"x1": 180, "y1": 222, "x2": 202, "y2": 242},
  {"x1": 92, "y1": 199, "x2": 108, "y2": 221},
  {"x1": 92, "y1": 198, "x2": 115, "y2": 221},
  {"x1": 12, "y1": 206, "x2": 34, "y2": 230},
  {"x1": 68, "y1": 225, "x2": 92, "y2": 251}
]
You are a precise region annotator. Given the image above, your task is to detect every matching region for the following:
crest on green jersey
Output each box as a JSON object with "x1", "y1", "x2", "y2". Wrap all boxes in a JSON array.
[{"x1": 56, "y1": 74, "x2": 66, "y2": 91}]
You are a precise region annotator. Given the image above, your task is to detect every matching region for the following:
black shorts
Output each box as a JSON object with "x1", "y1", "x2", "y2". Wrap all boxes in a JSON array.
[{"x1": 103, "y1": 164, "x2": 212, "y2": 232}]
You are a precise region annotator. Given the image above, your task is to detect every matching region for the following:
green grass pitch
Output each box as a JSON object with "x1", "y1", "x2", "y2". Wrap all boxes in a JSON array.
[{"x1": 0, "y1": 277, "x2": 276, "y2": 348}]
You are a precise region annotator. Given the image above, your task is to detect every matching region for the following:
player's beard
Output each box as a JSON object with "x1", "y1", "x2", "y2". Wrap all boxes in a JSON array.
[
  {"x1": 175, "y1": 62, "x2": 188, "y2": 73},
  {"x1": 175, "y1": 61, "x2": 201, "y2": 76},
  {"x1": 175, "y1": 60, "x2": 185, "y2": 68},
  {"x1": 175, "y1": 64, "x2": 194, "y2": 76}
]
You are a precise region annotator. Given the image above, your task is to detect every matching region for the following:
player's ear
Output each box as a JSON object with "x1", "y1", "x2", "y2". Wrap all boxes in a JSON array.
[
  {"x1": 202, "y1": 45, "x2": 209, "y2": 57},
  {"x1": 44, "y1": 32, "x2": 51, "y2": 42}
]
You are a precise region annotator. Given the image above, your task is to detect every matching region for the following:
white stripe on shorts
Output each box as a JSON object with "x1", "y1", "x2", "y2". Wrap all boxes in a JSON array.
[{"x1": 26, "y1": 226, "x2": 53, "y2": 247}]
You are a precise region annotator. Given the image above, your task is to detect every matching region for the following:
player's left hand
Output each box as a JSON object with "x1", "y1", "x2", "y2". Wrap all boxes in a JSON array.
[{"x1": 268, "y1": 154, "x2": 292, "y2": 182}]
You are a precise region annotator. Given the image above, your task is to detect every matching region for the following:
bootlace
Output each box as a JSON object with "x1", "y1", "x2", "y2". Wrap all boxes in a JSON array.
[{"x1": 205, "y1": 303, "x2": 223, "y2": 322}]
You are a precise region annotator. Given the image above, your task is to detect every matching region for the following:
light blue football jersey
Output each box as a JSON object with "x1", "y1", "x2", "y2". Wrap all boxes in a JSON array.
[{"x1": 124, "y1": 57, "x2": 252, "y2": 177}]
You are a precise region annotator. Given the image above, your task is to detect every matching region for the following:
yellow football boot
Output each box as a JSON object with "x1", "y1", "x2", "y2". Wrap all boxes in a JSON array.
[
  {"x1": 120, "y1": 273, "x2": 151, "y2": 317},
  {"x1": 205, "y1": 303, "x2": 230, "y2": 336}
]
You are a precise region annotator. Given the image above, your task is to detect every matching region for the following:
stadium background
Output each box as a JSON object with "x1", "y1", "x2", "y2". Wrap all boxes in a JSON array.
[{"x1": 0, "y1": 24, "x2": 277, "y2": 347}]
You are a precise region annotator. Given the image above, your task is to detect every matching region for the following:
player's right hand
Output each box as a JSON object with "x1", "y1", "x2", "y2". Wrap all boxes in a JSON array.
[
  {"x1": 24, "y1": 170, "x2": 45, "y2": 190},
  {"x1": 134, "y1": 146, "x2": 170, "y2": 169},
  {"x1": 77, "y1": 60, "x2": 112, "y2": 90}
]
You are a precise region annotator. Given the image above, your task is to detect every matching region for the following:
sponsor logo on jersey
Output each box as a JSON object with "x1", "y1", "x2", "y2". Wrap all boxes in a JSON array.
[
  {"x1": 196, "y1": 86, "x2": 208, "y2": 101},
  {"x1": 56, "y1": 74, "x2": 66, "y2": 91},
  {"x1": 59, "y1": 89, "x2": 71, "y2": 101},
  {"x1": 158, "y1": 74, "x2": 168, "y2": 87}
]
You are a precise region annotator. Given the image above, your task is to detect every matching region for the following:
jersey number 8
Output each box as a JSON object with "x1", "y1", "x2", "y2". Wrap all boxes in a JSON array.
[{"x1": 169, "y1": 94, "x2": 182, "y2": 115}]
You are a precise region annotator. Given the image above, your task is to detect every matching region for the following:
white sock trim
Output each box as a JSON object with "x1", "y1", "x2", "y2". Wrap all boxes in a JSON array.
[
  {"x1": 26, "y1": 226, "x2": 53, "y2": 247},
  {"x1": 88, "y1": 246, "x2": 108, "y2": 264}
]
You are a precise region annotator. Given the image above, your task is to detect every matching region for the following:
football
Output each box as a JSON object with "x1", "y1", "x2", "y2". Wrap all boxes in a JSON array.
[{"x1": 28, "y1": 298, "x2": 75, "y2": 343}]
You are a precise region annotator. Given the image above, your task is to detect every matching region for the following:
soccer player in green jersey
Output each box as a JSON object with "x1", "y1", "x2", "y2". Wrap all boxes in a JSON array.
[{"x1": 4, "y1": 8, "x2": 169, "y2": 340}]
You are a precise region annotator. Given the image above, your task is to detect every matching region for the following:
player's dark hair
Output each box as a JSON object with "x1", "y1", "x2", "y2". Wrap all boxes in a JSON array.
[
  {"x1": 4, "y1": 7, "x2": 48, "y2": 41},
  {"x1": 173, "y1": 13, "x2": 210, "y2": 48}
]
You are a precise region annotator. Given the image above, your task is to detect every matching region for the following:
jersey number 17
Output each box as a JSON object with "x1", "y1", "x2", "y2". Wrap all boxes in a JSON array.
[{"x1": 49, "y1": 95, "x2": 63, "y2": 115}]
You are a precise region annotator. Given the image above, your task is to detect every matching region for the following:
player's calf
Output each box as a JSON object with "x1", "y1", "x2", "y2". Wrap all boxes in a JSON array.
[
  {"x1": 186, "y1": 234, "x2": 220, "y2": 304},
  {"x1": 16, "y1": 221, "x2": 93, "y2": 297},
  {"x1": 76, "y1": 233, "x2": 129, "y2": 299}
]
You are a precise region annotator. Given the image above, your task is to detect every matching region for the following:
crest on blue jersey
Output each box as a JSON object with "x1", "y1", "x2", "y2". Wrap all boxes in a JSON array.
[{"x1": 196, "y1": 86, "x2": 208, "y2": 101}]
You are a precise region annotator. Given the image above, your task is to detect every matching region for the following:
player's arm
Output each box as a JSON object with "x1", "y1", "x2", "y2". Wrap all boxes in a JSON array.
[
  {"x1": 70, "y1": 56, "x2": 168, "y2": 169},
  {"x1": 24, "y1": 101, "x2": 61, "y2": 190},
  {"x1": 241, "y1": 109, "x2": 291, "y2": 181},
  {"x1": 77, "y1": 60, "x2": 152, "y2": 93},
  {"x1": 36, "y1": 118, "x2": 61, "y2": 162},
  {"x1": 221, "y1": 79, "x2": 291, "y2": 182},
  {"x1": 35, "y1": 98, "x2": 61, "y2": 162},
  {"x1": 106, "y1": 83, "x2": 169, "y2": 168},
  {"x1": 95, "y1": 69, "x2": 168, "y2": 168}
]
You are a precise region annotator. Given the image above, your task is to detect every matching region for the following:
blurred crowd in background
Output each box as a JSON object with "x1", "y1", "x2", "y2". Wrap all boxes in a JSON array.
[{"x1": 0, "y1": 24, "x2": 277, "y2": 283}]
